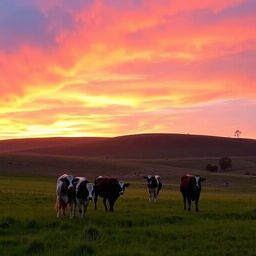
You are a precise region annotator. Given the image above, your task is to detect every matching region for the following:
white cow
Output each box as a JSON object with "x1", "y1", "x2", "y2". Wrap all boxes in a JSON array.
[
  {"x1": 75, "y1": 177, "x2": 94, "y2": 218},
  {"x1": 56, "y1": 174, "x2": 77, "y2": 218}
]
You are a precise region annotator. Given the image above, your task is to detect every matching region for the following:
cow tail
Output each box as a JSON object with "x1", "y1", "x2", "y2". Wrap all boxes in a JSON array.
[{"x1": 55, "y1": 200, "x2": 59, "y2": 211}]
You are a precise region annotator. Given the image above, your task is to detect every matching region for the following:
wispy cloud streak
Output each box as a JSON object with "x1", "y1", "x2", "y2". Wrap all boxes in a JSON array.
[{"x1": 0, "y1": 0, "x2": 255, "y2": 139}]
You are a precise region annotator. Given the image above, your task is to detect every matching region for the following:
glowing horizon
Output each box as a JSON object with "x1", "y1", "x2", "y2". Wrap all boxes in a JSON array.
[{"x1": 0, "y1": 0, "x2": 255, "y2": 140}]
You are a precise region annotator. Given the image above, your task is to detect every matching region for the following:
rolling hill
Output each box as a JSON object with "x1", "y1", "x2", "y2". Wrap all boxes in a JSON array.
[
  {"x1": 1, "y1": 134, "x2": 256, "y2": 181},
  {"x1": 0, "y1": 137, "x2": 108, "y2": 154},
  {"x1": 1, "y1": 133, "x2": 256, "y2": 158}
]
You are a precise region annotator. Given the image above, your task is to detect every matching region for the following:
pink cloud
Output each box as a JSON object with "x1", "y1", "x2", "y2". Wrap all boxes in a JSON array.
[{"x1": 0, "y1": 0, "x2": 255, "y2": 139}]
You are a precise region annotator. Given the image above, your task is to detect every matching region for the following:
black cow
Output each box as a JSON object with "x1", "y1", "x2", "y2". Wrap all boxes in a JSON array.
[
  {"x1": 75, "y1": 177, "x2": 94, "y2": 218},
  {"x1": 94, "y1": 176, "x2": 130, "y2": 212},
  {"x1": 144, "y1": 175, "x2": 162, "y2": 202},
  {"x1": 56, "y1": 174, "x2": 78, "y2": 218},
  {"x1": 180, "y1": 174, "x2": 206, "y2": 212}
]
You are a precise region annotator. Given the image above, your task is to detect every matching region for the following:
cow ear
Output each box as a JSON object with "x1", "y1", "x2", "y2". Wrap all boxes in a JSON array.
[
  {"x1": 60, "y1": 177, "x2": 67, "y2": 182},
  {"x1": 124, "y1": 183, "x2": 130, "y2": 187},
  {"x1": 201, "y1": 178, "x2": 206, "y2": 182},
  {"x1": 143, "y1": 176, "x2": 148, "y2": 179}
]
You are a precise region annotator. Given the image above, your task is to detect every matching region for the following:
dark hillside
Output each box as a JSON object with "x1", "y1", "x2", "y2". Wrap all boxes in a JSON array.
[
  {"x1": 13, "y1": 133, "x2": 256, "y2": 158},
  {"x1": 0, "y1": 137, "x2": 108, "y2": 153}
]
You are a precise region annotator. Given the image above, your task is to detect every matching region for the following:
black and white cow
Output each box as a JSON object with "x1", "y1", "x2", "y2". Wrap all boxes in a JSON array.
[
  {"x1": 56, "y1": 174, "x2": 78, "y2": 218},
  {"x1": 75, "y1": 177, "x2": 94, "y2": 218},
  {"x1": 144, "y1": 175, "x2": 162, "y2": 202},
  {"x1": 180, "y1": 174, "x2": 206, "y2": 212},
  {"x1": 94, "y1": 176, "x2": 130, "y2": 212}
]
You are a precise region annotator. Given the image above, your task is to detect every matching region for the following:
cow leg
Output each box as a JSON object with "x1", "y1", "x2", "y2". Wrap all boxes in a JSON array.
[
  {"x1": 195, "y1": 199, "x2": 199, "y2": 212},
  {"x1": 62, "y1": 205, "x2": 66, "y2": 217},
  {"x1": 148, "y1": 190, "x2": 152, "y2": 202},
  {"x1": 62, "y1": 200, "x2": 67, "y2": 217},
  {"x1": 83, "y1": 204, "x2": 86, "y2": 218},
  {"x1": 183, "y1": 194, "x2": 186, "y2": 210},
  {"x1": 69, "y1": 202, "x2": 75, "y2": 219},
  {"x1": 57, "y1": 205, "x2": 61, "y2": 218},
  {"x1": 83, "y1": 201, "x2": 89, "y2": 218},
  {"x1": 103, "y1": 198, "x2": 108, "y2": 211},
  {"x1": 56, "y1": 197, "x2": 65, "y2": 218},
  {"x1": 80, "y1": 204, "x2": 85, "y2": 219},
  {"x1": 77, "y1": 201, "x2": 82, "y2": 218},
  {"x1": 188, "y1": 197, "x2": 191, "y2": 211},
  {"x1": 154, "y1": 190, "x2": 158, "y2": 202},
  {"x1": 109, "y1": 199, "x2": 115, "y2": 212},
  {"x1": 74, "y1": 200, "x2": 77, "y2": 218},
  {"x1": 195, "y1": 193, "x2": 200, "y2": 212},
  {"x1": 156, "y1": 189, "x2": 160, "y2": 202},
  {"x1": 69, "y1": 203, "x2": 72, "y2": 218},
  {"x1": 94, "y1": 193, "x2": 98, "y2": 210}
]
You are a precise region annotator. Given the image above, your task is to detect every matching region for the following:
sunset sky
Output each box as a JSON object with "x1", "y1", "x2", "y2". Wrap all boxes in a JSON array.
[{"x1": 0, "y1": 0, "x2": 256, "y2": 139}]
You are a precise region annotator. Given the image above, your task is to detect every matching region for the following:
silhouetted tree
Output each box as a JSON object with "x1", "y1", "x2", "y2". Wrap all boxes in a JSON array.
[
  {"x1": 205, "y1": 164, "x2": 218, "y2": 172},
  {"x1": 219, "y1": 157, "x2": 232, "y2": 171},
  {"x1": 234, "y1": 130, "x2": 242, "y2": 138}
]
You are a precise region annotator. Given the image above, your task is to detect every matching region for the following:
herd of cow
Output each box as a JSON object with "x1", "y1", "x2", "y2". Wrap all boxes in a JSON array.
[{"x1": 55, "y1": 173, "x2": 206, "y2": 218}]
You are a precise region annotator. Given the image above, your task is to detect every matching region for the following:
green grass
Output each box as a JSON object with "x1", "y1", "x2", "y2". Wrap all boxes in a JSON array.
[{"x1": 0, "y1": 175, "x2": 256, "y2": 256}]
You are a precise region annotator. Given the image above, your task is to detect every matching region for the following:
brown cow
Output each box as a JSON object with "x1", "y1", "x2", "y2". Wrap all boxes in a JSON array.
[
  {"x1": 180, "y1": 174, "x2": 206, "y2": 212},
  {"x1": 94, "y1": 176, "x2": 130, "y2": 212}
]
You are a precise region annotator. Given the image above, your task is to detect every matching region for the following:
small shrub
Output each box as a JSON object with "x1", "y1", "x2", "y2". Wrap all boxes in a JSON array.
[
  {"x1": 219, "y1": 157, "x2": 232, "y2": 171},
  {"x1": 244, "y1": 172, "x2": 256, "y2": 176},
  {"x1": 205, "y1": 164, "x2": 218, "y2": 172},
  {"x1": 82, "y1": 227, "x2": 101, "y2": 241}
]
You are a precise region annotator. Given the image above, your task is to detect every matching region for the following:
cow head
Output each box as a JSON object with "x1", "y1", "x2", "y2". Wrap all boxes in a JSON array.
[
  {"x1": 144, "y1": 175, "x2": 151, "y2": 184},
  {"x1": 118, "y1": 181, "x2": 130, "y2": 195},
  {"x1": 191, "y1": 176, "x2": 206, "y2": 190},
  {"x1": 94, "y1": 176, "x2": 104, "y2": 186},
  {"x1": 60, "y1": 175, "x2": 78, "y2": 191},
  {"x1": 144, "y1": 175, "x2": 159, "y2": 187},
  {"x1": 86, "y1": 183, "x2": 94, "y2": 200}
]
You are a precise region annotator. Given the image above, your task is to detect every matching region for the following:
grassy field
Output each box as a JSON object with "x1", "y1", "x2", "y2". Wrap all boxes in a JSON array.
[{"x1": 0, "y1": 174, "x2": 256, "y2": 256}]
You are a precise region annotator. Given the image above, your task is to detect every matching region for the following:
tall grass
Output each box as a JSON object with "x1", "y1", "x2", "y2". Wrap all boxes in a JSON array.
[{"x1": 0, "y1": 175, "x2": 256, "y2": 256}]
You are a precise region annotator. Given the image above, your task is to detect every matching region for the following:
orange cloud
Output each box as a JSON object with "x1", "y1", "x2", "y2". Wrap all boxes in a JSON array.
[{"x1": 0, "y1": 0, "x2": 256, "y2": 139}]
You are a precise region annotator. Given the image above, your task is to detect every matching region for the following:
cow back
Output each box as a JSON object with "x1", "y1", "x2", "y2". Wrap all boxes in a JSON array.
[
  {"x1": 180, "y1": 174, "x2": 193, "y2": 191},
  {"x1": 95, "y1": 176, "x2": 118, "y2": 186},
  {"x1": 95, "y1": 176, "x2": 121, "y2": 198}
]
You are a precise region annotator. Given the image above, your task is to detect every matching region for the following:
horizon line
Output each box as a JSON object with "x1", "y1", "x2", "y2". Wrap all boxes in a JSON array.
[{"x1": 0, "y1": 132, "x2": 254, "y2": 142}]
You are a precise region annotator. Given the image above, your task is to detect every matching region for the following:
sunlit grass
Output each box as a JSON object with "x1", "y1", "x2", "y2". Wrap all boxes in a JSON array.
[{"x1": 0, "y1": 175, "x2": 256, "y2": 256}]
